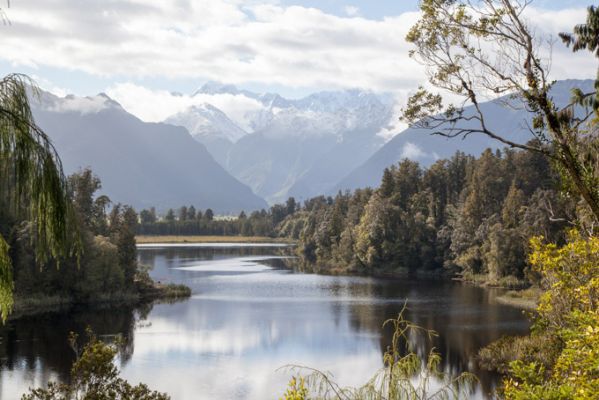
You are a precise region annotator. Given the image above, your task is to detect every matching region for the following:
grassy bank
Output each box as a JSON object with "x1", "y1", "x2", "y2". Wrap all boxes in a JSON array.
[
  {"x1": 494, "y1": 287, "x2": 541, "y2": 310},
  {"x1": 10, "y1": 282, "x2": 191, "y2": 320},
  {"x1": 136, "y1": 235, "x2": 294, "y2": 244}
]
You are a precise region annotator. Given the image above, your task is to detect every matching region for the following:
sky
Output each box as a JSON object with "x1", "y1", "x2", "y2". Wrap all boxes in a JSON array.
[{"x1": 0, "y1": 0, "x2": 596, "y2": 123}]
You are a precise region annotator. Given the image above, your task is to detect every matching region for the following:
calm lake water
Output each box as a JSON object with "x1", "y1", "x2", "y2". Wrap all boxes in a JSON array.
[{"x1": 0, "y1": 243, "x2": 530, "y2": 399}]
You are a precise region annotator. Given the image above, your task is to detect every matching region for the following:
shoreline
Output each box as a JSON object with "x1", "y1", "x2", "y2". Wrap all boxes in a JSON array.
[
  {"x1": 135, "y1": 235, "x2": 295, "y2": 244},
  {"x1": 10, "y1": 282, "x2": 191, "y2": 320}
]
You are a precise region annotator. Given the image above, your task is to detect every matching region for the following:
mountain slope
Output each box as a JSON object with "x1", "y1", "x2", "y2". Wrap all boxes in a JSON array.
[
  {"x1": 31, "y1": 91, "x2": 267, "y2": 213},
  {"x1": 333, "y1": 79, "x2": 594, "y2": 192},
  {"x1": 196, "y1": 87, "x2": 394, "y2": 203},
  {"x1": 165, "y1": 104, "x2": 246, "y2": 166}
]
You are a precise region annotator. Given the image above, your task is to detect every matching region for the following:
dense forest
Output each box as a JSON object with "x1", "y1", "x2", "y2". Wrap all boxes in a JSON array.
[
  {"x1": 0, "y1": 167, "x2": 188, "y2": 315},
  {"x1": 280, "y1": 147, "x2": 575, "y2": 286}
]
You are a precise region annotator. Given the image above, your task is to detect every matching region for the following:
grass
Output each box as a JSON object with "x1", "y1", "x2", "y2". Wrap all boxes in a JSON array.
[
  {"x1": 135, "y1": 235, "x2": 294, "y2": 244},
  {"x1": 147, "y1": 283, "x2": 192, "y2": 300},
  {"x1": 457, "y1": 272, "x2": 529, "y2": 289},
  {"x1": 478, "y1": 332, "x2": 560, "y2": 374},
  {"x1": 494, "y1": 287, "x2": 541, "y2": 310}
]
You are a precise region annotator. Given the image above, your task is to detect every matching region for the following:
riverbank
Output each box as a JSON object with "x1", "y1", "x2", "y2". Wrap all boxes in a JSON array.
[
  {"x1": 136, "y1": 235, "x2": 295, "y2": 244},
  {"x1": 10, "y1": 281, "x2": 191, "y2": 320},
  {"x1": 493, "y1": 288, "x2": 540, "y2": 310}
]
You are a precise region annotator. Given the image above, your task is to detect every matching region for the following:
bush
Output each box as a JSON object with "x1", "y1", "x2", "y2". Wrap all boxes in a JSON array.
[
  {"x1": 501, "y1": 232, "x2": 599, "y2": 399},
  {"x1": 22, "y1": 328, "x2": 170, "y2": 400}
]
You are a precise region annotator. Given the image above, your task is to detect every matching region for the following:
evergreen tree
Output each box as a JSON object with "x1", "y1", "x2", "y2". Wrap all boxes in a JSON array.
[{"x1": 165, "y1": 209, "x2": 175, "y2": 222}]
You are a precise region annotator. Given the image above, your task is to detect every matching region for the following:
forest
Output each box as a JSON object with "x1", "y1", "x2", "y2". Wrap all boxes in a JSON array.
[
  {"x1": 0, "y1": 165, "x2": 190, "y2": 317},
  {"x1": 279, "y1": 147, "x2": 573, "y2": 286}
]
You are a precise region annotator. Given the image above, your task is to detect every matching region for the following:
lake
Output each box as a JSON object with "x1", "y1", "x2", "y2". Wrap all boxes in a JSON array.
[{"x1": 0, "y1": 243, "x2": 530, "y2": 399}]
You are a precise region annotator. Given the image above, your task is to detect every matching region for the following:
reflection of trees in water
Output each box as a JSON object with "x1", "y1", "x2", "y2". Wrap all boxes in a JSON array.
[
  {"x1": 343, "y1": 280, "x2": 530, "y2": 397},
  {"x1": 0, "y1": 304, "x2": 145, "y2": 383},
  {"x1": 138, "y1": 246, "x2": 295, "y2": 271}
]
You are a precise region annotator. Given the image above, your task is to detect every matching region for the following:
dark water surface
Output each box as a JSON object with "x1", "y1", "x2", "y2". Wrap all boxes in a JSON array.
[{"x1": 0, "y1": 244, "x2": 530, "y2": 399}]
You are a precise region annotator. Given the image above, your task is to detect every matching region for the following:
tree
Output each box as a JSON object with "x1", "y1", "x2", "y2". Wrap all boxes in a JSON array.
[
  {"x1": 286, "y1": 197, "x2": 297, "y2": 215},
  {"x1": 204, "y1": 208, "x2": 214, "y2": 222},
  {"x1": 164, "y1": 209, "x2": 175, "y2": 222},
  {"x1": 140, "y1": 208, "x2": 157, "y2": 225},
  {"x1": 187, "y1": 205, "x2": 196, "y2": 220},
  {"x1": 0, "y1": 74, "x2": 78, "y2": 320},
  {"x1": 502, "y1": 231, "x2": 599, "y2": 398},
  {"x1": 111, "y1": 206, "x2": 138, "y2": 286},
  {"x1": 379, "y1": 167, "x2": 396, "y2": 198},
  {"x1": 69, "y1": 168, "x2": 110, "y2": 235},
  {"x1": 22, "y1": 329, "x2": 170, "y2": 400},
  {"x1": 402, "y1": 0, "x2": 599, "y2": 222},
  {"x1": 178, "y1": 206, "x2": 188, "y2": 222}
]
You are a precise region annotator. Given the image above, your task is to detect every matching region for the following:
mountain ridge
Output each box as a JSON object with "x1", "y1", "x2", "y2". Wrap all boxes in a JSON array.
[{"x1": 31, "y1": 90, "x2": 268, "y2": 213}]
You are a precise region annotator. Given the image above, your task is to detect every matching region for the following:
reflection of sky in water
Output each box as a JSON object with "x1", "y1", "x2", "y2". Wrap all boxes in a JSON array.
[{"x1": 0, "y1": 244, "x2": 530, "y2": 399}]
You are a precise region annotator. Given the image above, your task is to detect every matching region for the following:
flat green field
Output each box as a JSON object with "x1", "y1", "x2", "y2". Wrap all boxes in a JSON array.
[{"x1": 135, "y1": 235, "x2": 294, "y2": 244}]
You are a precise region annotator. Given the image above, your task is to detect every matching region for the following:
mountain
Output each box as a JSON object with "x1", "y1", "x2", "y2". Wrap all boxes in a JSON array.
[
  {"x1": 165, "y1": 104, "x2": 246, "y2": 166},
  {"x1": 333, "y1": 79, "x2": 595, "y2": 192},
  {"x1": 169, "y1": 84, "x2": 395, "y2": 204},
  {"x1": 31, "y1": 90, "x2": 268, "y2": 213}
]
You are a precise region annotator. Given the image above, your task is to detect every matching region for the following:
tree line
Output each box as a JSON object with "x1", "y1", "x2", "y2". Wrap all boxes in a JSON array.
[
  {"x1": 137, "y1": 197, "x2": 298, "y2": 237},
  {"x1": 278, "y1": 146, "x2": 579, "y2": 286}
]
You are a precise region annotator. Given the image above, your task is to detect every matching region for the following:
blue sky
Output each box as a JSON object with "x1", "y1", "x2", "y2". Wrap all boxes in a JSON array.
[{"x1": 0, "y1": 0, "x2": 595, "y2": 120}]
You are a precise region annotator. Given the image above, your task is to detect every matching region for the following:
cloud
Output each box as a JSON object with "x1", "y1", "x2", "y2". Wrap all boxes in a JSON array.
[
  {"x1": 44, "y1": 94, "x2": 113, "y2": 114},
  {"x1": 400, "y1": 142, "x2": 426, "y2": 160},
  {"x1": 2, "y1": 1, "x2": 594, "y2": 133},
  {"x1": 105, "y1": 82, "x2": 264, "y2": 129},
  {"x1": 0, "y1": 2, "x2": 593, "y2": 95},
  {"x1": 0, "y1": 1, "x2": 424, "y2": 93},
  {"x1": 344, "y1": 6, "x2": 360, "y2": 17}
]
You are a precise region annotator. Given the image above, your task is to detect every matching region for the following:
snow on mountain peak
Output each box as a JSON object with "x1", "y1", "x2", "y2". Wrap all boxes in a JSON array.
[{"x1": 166, "y1": 102, "x2": 247, "y2": 143}]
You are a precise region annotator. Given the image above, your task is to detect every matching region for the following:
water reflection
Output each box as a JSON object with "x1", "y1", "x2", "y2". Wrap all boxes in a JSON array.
[{"x1": 0, "y1": 244, "x2": 530, "y2": 399}]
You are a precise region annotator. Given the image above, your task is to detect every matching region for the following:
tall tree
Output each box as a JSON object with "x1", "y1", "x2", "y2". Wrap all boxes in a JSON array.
[
  {"x1": 402, "y1": 0, "x2": 599, "y2": 222},
  {"x1": 0, "y1": 74, "x2": 78, "y2": 319}
]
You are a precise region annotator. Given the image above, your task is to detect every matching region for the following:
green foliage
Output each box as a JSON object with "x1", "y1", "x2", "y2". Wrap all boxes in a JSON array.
[
  {"x1": 22, "y1": 329, "x2": 170, "y2": 400},
  {"x1": 0, "y1": 73, "x2": 80, "y2": 320},
  {"x1": 403, "y1": 0, "x2": 599, "y2": 222},
  {"x1": 8, "y1": 169, "x2": 183, "y2": 309},
  {"x1": 280, "y1": 376, "x2": 309, "y2": 400},
  {"x1": 137, "y1": 197, "x2": 301, "y2": 238},
  {"x1": 499, "y1": 232, "x2": 599, "y2": 399},
  {"x1": 279, "y1": 307, "x2": 476, "y2": 399},
  {"x1": 281, "y1": 148, "x2": 569, "y2": 285}
]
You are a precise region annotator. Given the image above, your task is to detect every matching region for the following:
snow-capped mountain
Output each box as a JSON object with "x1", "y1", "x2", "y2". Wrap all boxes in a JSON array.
[
  {"x1": 30, "y1": 90, "x2": 267, "y2": 213},
  {"x1": 165, "y1": 103, "x2": 247, "y2": 165},
  {"x1": 166, "y1": 83, "x2": 396, "y2": 203}
]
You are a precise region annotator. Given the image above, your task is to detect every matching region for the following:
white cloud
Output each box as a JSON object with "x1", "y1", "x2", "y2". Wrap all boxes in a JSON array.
[
  {"x1": 1, "y1": 2, "x2": 593, "y2": 95},
  {"x1": 344, "y1": 6, "x2": 360, "y2": 17},
  {"x1": 106, "y1": 82, "x2": 264, "y2": 129},
  {"x1": 400, "y1": 142, "x2": 425, "y2": 160},
  {"x1": 0, "y1": 2, "x2": 593, "y2": 97},
  {"x1": 45, "y1": 95, "x2": 112, "y2": 114},
  {"x1": 0, "y1": 1, "x2": 424, "y2": 93},
  {"x1": 2, "y1": 1, "x2": 594, "y2": 137}
]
